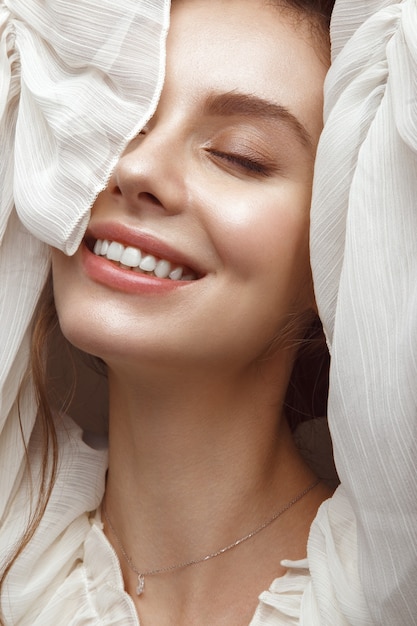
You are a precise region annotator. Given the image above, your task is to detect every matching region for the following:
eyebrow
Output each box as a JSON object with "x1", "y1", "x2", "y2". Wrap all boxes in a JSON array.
[{"x1": 203, "y1": 91, "x2": 313, "y2": 153}]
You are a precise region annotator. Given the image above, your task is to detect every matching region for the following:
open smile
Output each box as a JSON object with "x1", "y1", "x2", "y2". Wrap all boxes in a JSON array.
[{"x1": 90, "y1": 238, "x2": 200, "y2": 282}]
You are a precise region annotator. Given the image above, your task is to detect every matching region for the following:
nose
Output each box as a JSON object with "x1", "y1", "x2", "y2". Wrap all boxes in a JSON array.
[{"x1": 107, "y1": 127, "x2": 187, "y2": 216}]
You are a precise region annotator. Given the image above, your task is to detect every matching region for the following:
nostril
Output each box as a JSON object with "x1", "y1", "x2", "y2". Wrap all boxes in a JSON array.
[
  {"x1": 138, "y1": 191, "x2": 162, "y2": 207},
  {"x1": 107, "y1": 180, "x2": 123, "y2": 196}
]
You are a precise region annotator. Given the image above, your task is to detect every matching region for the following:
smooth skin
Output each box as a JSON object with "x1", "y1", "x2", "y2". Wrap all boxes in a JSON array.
[{"x1": 52, "y1": 0, "x2": 331, "y2": 623}]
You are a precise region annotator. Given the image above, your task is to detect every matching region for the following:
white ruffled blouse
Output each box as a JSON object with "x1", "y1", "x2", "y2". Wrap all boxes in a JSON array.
[{"x1": 1, "y1": 0, "x2": 417, "y2": 624}]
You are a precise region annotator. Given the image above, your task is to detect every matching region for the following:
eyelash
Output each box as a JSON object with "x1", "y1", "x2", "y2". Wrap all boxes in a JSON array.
[
  {"x1": 208, "y1": 150, "x2": 270, "y2": 176},
  {"x1": 138, "y1": 134, "x2": 271, "y2": 177}
]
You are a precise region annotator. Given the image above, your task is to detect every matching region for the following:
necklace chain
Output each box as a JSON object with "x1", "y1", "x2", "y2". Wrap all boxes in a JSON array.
[{"x1": 102, "y1": 478, "x2": 320, "y2": 597}]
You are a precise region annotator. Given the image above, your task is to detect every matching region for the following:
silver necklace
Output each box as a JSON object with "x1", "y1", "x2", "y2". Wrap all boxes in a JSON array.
[{"x1": 103, "y1": 478, "x2": 320, "y2": 597}]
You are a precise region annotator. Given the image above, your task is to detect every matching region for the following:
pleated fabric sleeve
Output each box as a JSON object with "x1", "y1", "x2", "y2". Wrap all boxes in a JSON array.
[
  {"x1": 0, "y1": 0, "x2": 169, "y2": 576},
  {"x1": 310, "y1": 0, "x2": 417, "y2": 623}
]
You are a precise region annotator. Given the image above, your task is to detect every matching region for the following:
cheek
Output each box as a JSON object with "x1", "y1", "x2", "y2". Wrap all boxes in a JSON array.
[
  {"x1": 211, "y1": 186, "x2": 312, "y2": 290},
  {"x1": 51, "y1": 249, "x2": 106, "y2": 356},
  {"x1": 209, "y1": 193, "x2": 314, "y2": 357},
  {"x1": 51, "y1": 250, "x2": 85, "y2": 348}
]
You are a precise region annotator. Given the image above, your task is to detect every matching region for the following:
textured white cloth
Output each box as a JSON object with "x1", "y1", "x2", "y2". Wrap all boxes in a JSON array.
[
  {"x1": 0, "y1": 0, "x2": 416, "y2": 624},
  {"x1": 311, "y1": 0, "x2": 417, "y2": 623}
]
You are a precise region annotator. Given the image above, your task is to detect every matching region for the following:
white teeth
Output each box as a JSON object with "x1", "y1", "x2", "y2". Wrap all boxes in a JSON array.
[
  {"x1": 155, "y1": 259, "x2": 171, "y2": 278},
  {"x1": 169, "y1": 267, "x2": 183, "y2": 281},
  {"x1": 120, "y1": 246, "x2": 142, "y2": 268},
  {"x1": 93, "y1": 240, "x2": 102, "y2": 255},
  {"x1": 139, "y1": 255, "x2": 157, "y2": 272},
  {"x1": 92, "y1": 239, "x2": 198, "y2": 281},
  {"x1": 100, "y1": 240, "x2": 110, "y2": 256},
  {"x1": 106, "y1": 241, "x2": 124, "y2": 262}
]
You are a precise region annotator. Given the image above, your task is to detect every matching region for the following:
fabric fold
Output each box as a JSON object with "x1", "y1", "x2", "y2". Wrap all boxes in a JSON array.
[
  {"x1": 311, "y1": 1, "x2": 417, "y2": 622},
  {"x1": 3, "y1": 0, "x2": 170, "y2": 255}
]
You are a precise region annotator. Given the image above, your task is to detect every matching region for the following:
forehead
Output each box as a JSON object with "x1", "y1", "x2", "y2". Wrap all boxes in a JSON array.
[{"x1": 166, "y1": 0, "x2": 328, "y2": 146}]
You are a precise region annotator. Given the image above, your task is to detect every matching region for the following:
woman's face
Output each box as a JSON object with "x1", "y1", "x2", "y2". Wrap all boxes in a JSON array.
[{"x1": 52, "y1": 0, "x2": 328, "y2": 375}]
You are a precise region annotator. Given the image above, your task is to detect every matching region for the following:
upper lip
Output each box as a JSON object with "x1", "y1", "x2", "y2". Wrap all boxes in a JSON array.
[{"x1": 85, "y1": 221, "x2": 205, "y2": 276}]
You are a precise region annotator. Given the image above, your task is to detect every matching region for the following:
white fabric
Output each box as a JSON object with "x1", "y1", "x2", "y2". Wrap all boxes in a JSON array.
[
  {"x1": 311, "y1": 0, "x2": 417, "y2": 623},
  {"x1": 0, "y1": 0, "x2": 416, "y2": 624}
]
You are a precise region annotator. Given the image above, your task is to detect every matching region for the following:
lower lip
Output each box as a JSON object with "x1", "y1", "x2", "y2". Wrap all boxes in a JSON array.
[{"x1": 81, "y1": 244, "x2": 194, "y2": 294}]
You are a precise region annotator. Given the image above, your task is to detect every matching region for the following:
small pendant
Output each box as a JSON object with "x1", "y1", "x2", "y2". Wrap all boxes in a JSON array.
[{"x1": 136, "y1": 574, "x2": 145, "y2": 596}]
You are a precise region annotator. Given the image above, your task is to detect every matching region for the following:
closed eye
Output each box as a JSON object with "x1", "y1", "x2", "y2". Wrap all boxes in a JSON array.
[{"x1": 208, "y1": 149, "x2": 271, "y2": 177}]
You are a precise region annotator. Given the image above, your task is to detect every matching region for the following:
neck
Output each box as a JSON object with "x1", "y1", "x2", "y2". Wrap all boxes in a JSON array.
[
  {"x1": 102, "y1": 359, "x2": 325, "y2": 623},
  {"x1": 105, "y1": 357, "x2": 314, "y2": 550}
]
